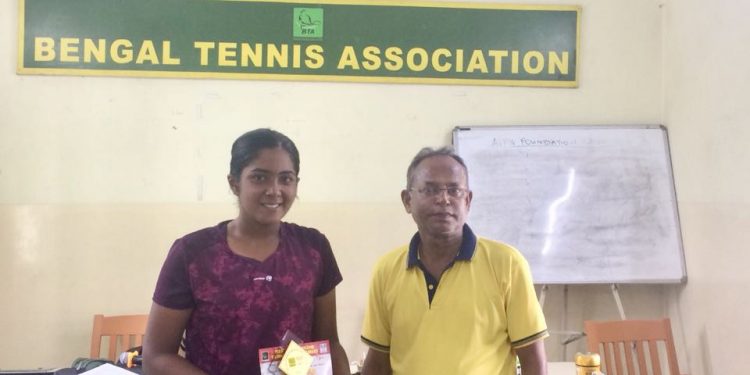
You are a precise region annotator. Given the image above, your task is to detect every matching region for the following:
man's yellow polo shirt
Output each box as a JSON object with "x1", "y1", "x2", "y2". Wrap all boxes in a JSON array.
[{"x1": 361, "y1": 225, "x2": 548, "y2": 375}]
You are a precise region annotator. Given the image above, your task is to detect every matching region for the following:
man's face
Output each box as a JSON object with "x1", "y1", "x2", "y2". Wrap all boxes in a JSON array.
[{"x1": 402, "y1": 155, "x2": 472, "y2": 239}]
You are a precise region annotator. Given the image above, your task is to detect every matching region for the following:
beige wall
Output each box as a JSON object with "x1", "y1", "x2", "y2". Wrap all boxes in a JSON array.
[
  {"x1": 2, "y1": 0, "x2": 746, "y2": 374},
  {"x1": 664, "y1": 0, "x2": 750, "y2": 374}
]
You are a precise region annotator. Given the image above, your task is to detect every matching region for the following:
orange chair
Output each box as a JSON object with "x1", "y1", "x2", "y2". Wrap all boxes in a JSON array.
[
  {"x1": 584, "y1": 318, "x2": 683, "y2": 375},
  {"x1": 89, "y1": 314, "x2": 149, "y2": 361}
]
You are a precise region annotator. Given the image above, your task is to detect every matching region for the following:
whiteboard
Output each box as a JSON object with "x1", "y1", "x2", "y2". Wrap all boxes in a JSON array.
[{"x1": 453, "y1": 125, "x2": 686, "y2": 284}]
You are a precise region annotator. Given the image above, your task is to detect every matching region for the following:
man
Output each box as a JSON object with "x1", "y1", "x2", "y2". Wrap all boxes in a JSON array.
[{"x1": 360, "y1": 147, "x2": 548, "y2": 375}]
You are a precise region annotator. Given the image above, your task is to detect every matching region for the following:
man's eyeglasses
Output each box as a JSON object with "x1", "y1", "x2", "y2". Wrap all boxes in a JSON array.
[{"x1": 410, "y1": 186, "x2": 469, "y2": 198}]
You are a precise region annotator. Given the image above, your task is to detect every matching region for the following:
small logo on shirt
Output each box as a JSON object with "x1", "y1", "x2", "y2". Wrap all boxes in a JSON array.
[{"x1": 252, "y1": 275, "x2": 273, "y2": 282}]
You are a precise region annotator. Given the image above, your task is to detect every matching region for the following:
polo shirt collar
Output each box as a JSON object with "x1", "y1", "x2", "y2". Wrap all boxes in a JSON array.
[{"x1": 407, "y1": 224, "x2": 477, "y2": 268}]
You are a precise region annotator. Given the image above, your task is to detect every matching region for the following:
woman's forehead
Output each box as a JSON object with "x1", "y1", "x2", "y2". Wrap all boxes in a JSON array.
[{"x1": 243, "y1": 147, "x2": 295, "y2": 171}]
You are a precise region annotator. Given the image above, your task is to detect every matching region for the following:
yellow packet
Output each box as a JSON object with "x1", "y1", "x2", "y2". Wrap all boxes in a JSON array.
[{"x1": 278, "y1": 340, "x2": 313, "y2": 375}]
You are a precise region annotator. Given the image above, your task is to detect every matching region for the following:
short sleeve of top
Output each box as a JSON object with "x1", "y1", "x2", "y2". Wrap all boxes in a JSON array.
[
  {"x1": 152, "y1": 221, "x2": 342, "y2": 375},
  {"x1": 504, "y1": 247, "x2": 548, "y2": 348},
  {"x1": 360, "y1": 248, "x2": 402, "y2": 352}
]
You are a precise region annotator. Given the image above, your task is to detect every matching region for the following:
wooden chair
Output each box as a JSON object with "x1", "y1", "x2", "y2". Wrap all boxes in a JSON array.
[
  {"x1": 90, "y1": 314, "x2": 149, "y2": 361},
  {"x1": 584, "y1": 318, "x2": 683, "y2": 375}
]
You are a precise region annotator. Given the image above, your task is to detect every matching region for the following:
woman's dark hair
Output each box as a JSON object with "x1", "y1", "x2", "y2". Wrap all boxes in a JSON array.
[{"x1": 229, "y1": 128, "x2": 300, "y2": 179}]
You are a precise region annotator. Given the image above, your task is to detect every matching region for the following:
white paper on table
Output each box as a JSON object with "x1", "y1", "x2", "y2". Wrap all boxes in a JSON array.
[{"x1": 81, "y1": 363, "x2": 136, "y2": 374}]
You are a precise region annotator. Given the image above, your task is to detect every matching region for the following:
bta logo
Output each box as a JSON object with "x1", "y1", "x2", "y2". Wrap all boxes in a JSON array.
[{"x1": 293, "y1": 8, "x2": 323, "y2": 39}]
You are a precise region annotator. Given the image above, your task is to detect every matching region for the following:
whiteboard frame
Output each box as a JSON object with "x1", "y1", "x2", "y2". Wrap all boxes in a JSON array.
[{"x1": 452, "y1": 125, "x2": 687, "y2": 284}]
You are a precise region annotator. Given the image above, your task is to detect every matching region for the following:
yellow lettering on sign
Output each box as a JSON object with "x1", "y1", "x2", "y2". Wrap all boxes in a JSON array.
[
  {"x1": 135, "y1": 40, "x2": 159, "y2": 64},
  {"x1": 218, "y1": 42, "x2": 238, "y2": 67},
  {"x1": 362, "y1": 46, "x2": 381, "y2": 71},
  {"x1": 60, "y1": 38, "x2": 79, "y2": 62},
  {"x1": 34, "y1": 37, "x2": 55, "y2": 62},
  {"x1": 27, "y1": 36, "x2": 571, "y2": 79},
  {"x1": 548, "y1": 51, "x2": 568, "y2": 74},
  {"x1": 292, "y1": 45, "x2": 302, "y2": 68},
  {"x1": 267, "y1": 44, "x2": 288, "y2": 68},
  {"x1": 34, "y1": 37, "x2": 182, "y2": 65},
  {"x1": 406, "y1": 47, "x2": 428, "y2": 72},
  {"x1": 240, "y1": 43, "x2": 263, "y2": 67},
  {"x1": 162, "y1": 41, "x2": 181, "y2": 65},
  {"x1": 431, "y1": 48, "x2": 451, "y2": 73},
  {"x1": 523, "y1": 51, "x2": 544, "y2": 74},
  {"x1": 488, "y1": 50, "x2": 508, "y2": 73},
  {"x1": 111, "y1": 39, "x2": 133, "y2": 64},
  {"x1": 194, "y1": 41, "x2": 215, "y2": 66},
  {"x1": 466, "y1": 50, "x2": 488, "y2": 73},
  {"x1": 305, "y1": 45, "x2": 324, "y2": 69},
  {"x1": 83, "y1": 39, "x2": 106, "y2": 63},
  {"x1": 454, "y1": 49, "x2": 464, "y2": 73},
  {"x1": 337, "y1": 46, "x2": 359, "y2": 70},
  {"x1": 384, "y1": 47, "x2": 403, "y2": 71}
]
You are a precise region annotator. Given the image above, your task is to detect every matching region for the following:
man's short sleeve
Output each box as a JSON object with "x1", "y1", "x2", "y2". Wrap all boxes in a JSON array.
[
  {"x1": 506, "y1": 253, "x2": 548, "y2": 348},
  {"x1": 360, "y1": 258, "x2": 391, "y2": 352}
]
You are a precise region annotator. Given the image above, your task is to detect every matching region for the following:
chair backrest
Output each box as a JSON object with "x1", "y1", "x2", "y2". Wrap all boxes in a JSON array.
[
  {"x1": 89, "y1": 314, "x2": 148, "y2": 361},
  {"x1": 584, "y1": 318, "x2": 681, "y2": 375}
]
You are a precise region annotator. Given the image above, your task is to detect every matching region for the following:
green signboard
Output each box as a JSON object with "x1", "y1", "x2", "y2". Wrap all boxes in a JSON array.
[{"x1": 18, "y1": 0, "x2": 580, "y2": 87}]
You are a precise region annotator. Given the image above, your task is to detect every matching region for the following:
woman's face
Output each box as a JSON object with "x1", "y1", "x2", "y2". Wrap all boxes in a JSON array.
[{"x1": 230, "y1": 147, "x2": 298, "y2": 227}]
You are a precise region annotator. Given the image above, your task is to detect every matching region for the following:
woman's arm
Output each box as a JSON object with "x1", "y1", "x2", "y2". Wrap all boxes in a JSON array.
[
  {"x1": 312, "y1": 289, "x2": 351, "y2": 375},
  {"x1": 143, "y1": 302, "x2": 207, "y2": 375}
]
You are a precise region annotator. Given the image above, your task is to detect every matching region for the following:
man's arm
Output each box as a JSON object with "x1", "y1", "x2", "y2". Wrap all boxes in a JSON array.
[
  {"x1": 142, "y1": 302, "x2": 207, "y2": 375},
  {"x1": 361, "y1": 348, "x2": 392, "y2": 375},
  {"x1": 516, "y1": 340, "x2": 547, "y2": 375},
  {"x1": 312, "y1": 289, "x2": 350, "y2": 375}
]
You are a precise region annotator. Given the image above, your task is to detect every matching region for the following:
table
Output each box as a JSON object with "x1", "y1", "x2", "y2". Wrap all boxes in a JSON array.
[{"x1": 548, "y1": 361, "x2": 575, "y2": 375}]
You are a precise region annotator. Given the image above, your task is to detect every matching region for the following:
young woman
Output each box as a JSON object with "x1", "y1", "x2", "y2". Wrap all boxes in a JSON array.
[{"x1": 144, "y1": 129, "x2": 350, "y2": 375}]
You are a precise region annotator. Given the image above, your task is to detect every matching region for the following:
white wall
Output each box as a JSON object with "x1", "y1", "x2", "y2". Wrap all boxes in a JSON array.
[
  {"x1": 664, "y1": 0, "x2": 750, "y2": 373},
  {"x1": 4, "y1": 0, "x2": 731, "y2": 371}
]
